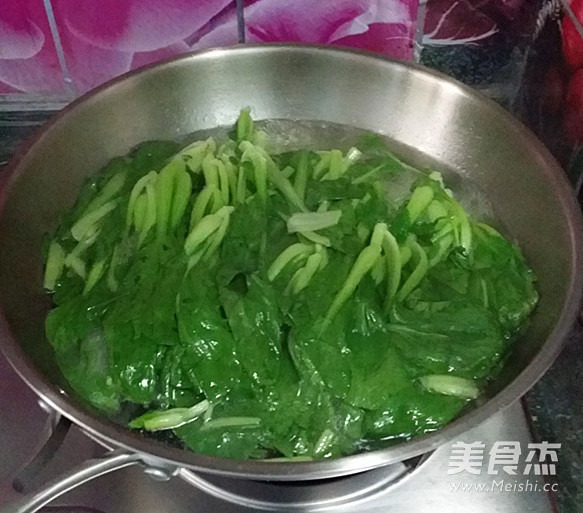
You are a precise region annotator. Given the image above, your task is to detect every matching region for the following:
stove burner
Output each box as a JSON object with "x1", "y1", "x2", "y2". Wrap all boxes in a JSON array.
[{"x1": 178, "y1": 454, "x2": 429, "y2": 511}]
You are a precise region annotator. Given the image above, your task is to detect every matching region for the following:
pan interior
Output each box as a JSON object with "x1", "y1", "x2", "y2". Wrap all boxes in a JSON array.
[{"x1": 0, "y1": 46, "x2": 580, "y2": 477}]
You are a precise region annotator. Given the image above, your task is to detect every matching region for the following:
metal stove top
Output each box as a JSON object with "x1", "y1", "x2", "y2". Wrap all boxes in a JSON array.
[{"x1": 0, "y1": 354, "x2": 555, "y2": 513}]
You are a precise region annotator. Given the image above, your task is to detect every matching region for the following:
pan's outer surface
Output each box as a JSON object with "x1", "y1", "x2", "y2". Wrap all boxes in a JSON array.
[{"x1": 0, "y1": 45, "x2": 581, "y2": 480}]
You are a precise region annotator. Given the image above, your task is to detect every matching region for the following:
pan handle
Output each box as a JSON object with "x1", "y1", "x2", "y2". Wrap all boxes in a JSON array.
[{"x1": 1, "y1": 450, "x2": 142, "y2": 513}]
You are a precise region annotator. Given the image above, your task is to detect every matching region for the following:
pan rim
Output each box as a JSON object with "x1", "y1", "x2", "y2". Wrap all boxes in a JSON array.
[{"x1": 0, "y1": 43, "x2": 582, "y2": 480}]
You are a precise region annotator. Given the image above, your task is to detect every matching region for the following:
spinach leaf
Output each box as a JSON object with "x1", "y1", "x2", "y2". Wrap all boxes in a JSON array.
[
  {"x1": 175, "y1": 397, "x2": 270, "y2": 459},
  {"x1": 469, "y1": 224, "x2": 539, "y2": 332},
  {"x1": 389, "y1": 302, "x2": 504, "y2": 380},
  {"x1": 45, "y1": 298, "x2": 120, "y2": 412},
  {"x1": 177, "y1": 266, "x2": 253, "y2": 402},
  {"x1": 216, "y1": 195, "x2": 268, "y2": 285},
  {"x1": 102, "y1": 248, "x2": 185, "y2": 405},
  {"x1": 362, "y1": 386, "x2": 466, "y2": 441},
  {"x1": 220, "y1": 275, "x2": 283, "y2": 387}
]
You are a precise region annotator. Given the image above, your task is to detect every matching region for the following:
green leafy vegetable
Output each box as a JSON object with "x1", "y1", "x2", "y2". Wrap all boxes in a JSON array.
[{"x1": 43, "y1": 109, "x2": 539, "y2": 461}]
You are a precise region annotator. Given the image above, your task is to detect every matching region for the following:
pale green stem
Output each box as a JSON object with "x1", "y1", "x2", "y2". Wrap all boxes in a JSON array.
[
  {"x1": 43, "y1": 241, "x2": 66, "y2": 291},
  {"x1": 298, "y1": 231, "x2": 332, "y2": 247},
  {"x1": 129, "y1": 399, "x2": 210, "y2": 431},
  {"x1": 83, "y1": 172, "x2": 126, "y2": 217},
  {"x1": 126, "y1": 171, "x2": 157, "y2": 229},
  {"x1": 83, "y1": 257, "x2": 107, "y2": 295},
  {"x1": 71, "y1": 199, "x2": 118, "y2": 242},
  {"x1": 293, "y1": 152, "x2": 308, "y2": 201},
  {"x1": 382, "y1": 229, "x2": 402, "y2": 312},
  {"x1": 199, "y1": 416, "x2": 261, "y2": 432},
  {"x1": 395, "y1": 238, "x2": 428, "y2": 302},
  {"x1": 169, "y1": 169, "x2": 192, "y2": 231},
  {"x1": 323, "y1": 243, "x2": 381, "y2": 327},
  {"x1": 184, "y1": 212, "x2": 223, "y2": 256},
  {"x1": 189, "y1": 185, "x2": 217, "y2": 229},
  {"x1": 267, "y1": 243, "x2": 313, "y2": 281},
  {"x1": 287, "y1": 210, "x2": 341, "y2": 233},
  {"x1": 289, "y1": 250, "x2": 323, "y2": 294},
  {"x1": 420, "y1": 375, "x2": 479, "y2": 399}
]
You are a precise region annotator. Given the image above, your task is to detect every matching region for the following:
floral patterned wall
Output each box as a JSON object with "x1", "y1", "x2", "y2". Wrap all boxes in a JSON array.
[
  {"x1": 237, "y1": 0, "x2": 416, "y2": 59},
  {"x1": 0, "y1": 0, "x2": 418, "y2": 98},
  {"x1": 0, "y1": 1, "x2": 64, "y2": 94},
  {"x1": 1, "y1": 0, "x2": 580, "y2": 192}
]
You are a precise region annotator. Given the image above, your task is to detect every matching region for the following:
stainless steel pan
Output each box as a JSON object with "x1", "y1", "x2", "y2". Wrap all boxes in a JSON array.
[{"x1": 0, "y1": 45, "x2": 582, "y2": 510}]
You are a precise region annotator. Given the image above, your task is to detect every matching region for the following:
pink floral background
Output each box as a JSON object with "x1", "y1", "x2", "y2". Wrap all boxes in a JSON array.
[
  {"x1": 0, "y1": 1, "x2": 64, "y2": 94},
  {"x1": 0, "y1": 0, "x2": 418, "y2": 97}
]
